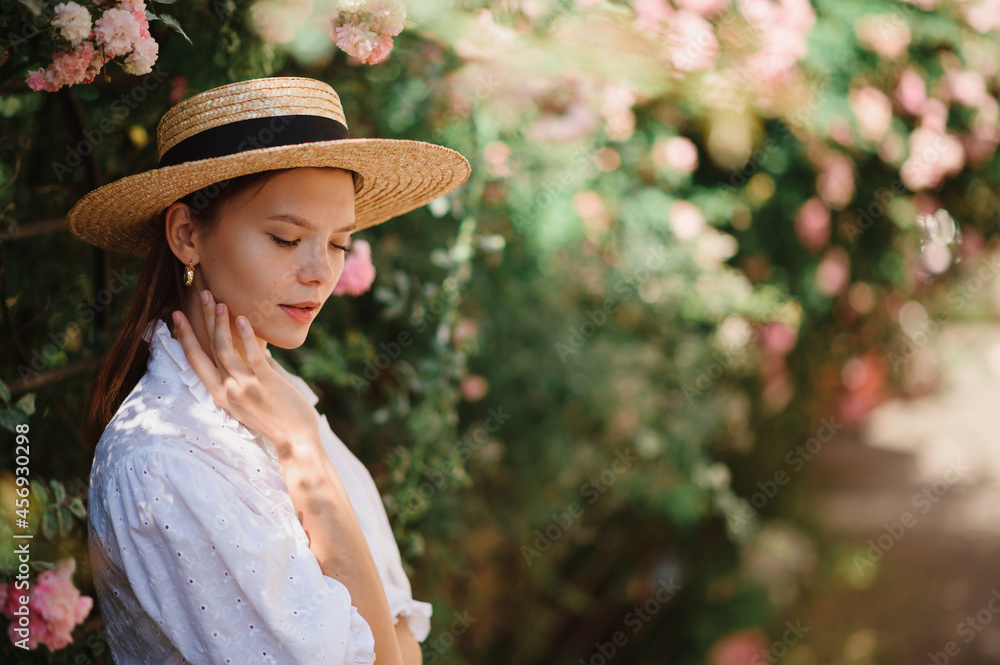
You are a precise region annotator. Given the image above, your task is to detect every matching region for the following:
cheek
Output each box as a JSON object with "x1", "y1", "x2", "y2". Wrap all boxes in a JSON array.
[{"x1": 210, "y1": 238, "x2": 282, "y2": 311}]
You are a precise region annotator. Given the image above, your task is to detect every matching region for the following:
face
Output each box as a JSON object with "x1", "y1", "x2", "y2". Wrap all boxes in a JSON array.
[{"x1": 170, "y1": 167, "x2": 356, "y2": 353}]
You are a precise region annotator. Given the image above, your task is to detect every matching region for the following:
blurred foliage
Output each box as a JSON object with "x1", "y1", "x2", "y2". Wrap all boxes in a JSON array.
[{"x1": 2, "y1": 0, "x2": 1000, "y2": 663}]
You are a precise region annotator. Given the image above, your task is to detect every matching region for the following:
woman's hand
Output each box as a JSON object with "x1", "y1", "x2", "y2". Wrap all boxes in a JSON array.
[{"x1": 171, "y1": 289, "x2": 320, "y2": 456}]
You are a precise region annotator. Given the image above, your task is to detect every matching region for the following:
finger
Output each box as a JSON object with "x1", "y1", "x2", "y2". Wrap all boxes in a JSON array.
[
  {"x1": 234, "y1": 314, "x2": 269, "y2": 372},
  {"x1": 172, "y1": 311, "x2": 223, "y2": 394},
  {"x1": 213, "y1": 303, "x2": 253, "y2": 380},
  {"x1": 200, "y1": 289, "x2": 217, "y2": 364}
]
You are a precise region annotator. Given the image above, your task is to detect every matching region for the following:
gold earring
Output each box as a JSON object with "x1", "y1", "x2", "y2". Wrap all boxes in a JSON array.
[{"x1": 183, "y1": 261, "x2": 195, "y2": 287}]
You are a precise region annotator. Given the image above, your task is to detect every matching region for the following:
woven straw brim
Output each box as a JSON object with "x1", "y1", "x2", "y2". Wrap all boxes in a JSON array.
[{"x1": 65, "y1": 138, "x2": 471, "y2": 257}]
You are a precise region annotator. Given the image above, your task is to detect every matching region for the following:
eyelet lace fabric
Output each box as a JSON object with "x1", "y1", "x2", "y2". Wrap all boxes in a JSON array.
[{"x1": 87, "y1": 318, "x2": 432, "y2": 665}]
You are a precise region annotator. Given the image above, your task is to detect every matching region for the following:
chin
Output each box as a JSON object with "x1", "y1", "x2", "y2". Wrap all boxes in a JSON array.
[
  {"x1": 260, "y1": 327, "x2": 310, "y2": 350},
  {"x1": 252, "y1": 309, "x2": 315, "y2": 349}
]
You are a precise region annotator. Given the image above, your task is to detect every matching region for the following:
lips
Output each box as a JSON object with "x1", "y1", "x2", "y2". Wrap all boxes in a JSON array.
[{"x1": 279, "y1": 302, "x2": 320, "y2": 324}]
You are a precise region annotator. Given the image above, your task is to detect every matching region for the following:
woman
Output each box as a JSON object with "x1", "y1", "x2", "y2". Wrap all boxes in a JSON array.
[{"x1": 66, "y1": 77, "x2": 471, "y2": 665}]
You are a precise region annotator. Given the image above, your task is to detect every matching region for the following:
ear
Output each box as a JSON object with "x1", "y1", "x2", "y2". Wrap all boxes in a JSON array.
[{"x1": 164, "y1": 202, "x2": 200, "y2": 265}]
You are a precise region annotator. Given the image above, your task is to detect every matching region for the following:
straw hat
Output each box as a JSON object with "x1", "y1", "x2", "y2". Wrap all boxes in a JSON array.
[{"x1": 65, "y1": 76, "x2": 472, "y2": 257}]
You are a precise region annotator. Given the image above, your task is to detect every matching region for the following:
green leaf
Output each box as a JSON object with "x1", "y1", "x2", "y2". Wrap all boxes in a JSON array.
[
  {"x1": 0, "y1": 407, "x2": 23, "y2": 433},
  {"x1": 68, "y1": 497, "x2": 87, "y2": 519},
  {"x1": 31, "y1": 479, "x2": 50, "y2": 512},
  {"x1": 15, "y1": 392, "x2": 35, "y2": 416},
  {"x1": 0, "y1": 378, "x2": 9, "y2": 404},
  {"x1": 50, "y1": 479, "x2": 66, "y2": 504},
  {"x1": 41, "y1": 510, "x2": 57, "y2": 540},
  {"x1": 72, "y1": 84, "x2": 98, "y2": 101},
  {"x1": 0, "y1": 519, "x2": 13, "y2": 570},
  {"x1": 58, "y1": 506, "x2": 73, "y2": 537},
  {"x1": 155, "y1": 13, "x2": 193, "y2": 44}
]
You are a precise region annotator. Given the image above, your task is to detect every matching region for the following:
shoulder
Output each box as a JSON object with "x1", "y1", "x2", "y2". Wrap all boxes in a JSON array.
[{"x1": 91, "y1": 377, "x2": 238, "y2": 497}]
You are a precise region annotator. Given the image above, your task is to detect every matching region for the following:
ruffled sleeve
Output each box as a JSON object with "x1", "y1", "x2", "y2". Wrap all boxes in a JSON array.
[
  {"x1": 96, "y1": 446, "x2": 376, "y2": 665},
  {"x1": 383, "y1": 573, "x2": 433, "y2": 642}
]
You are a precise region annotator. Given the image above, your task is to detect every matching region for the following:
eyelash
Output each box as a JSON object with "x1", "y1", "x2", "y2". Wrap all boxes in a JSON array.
[{"x1": 269, "y1": 235, "x2": 351, "y2": 253}]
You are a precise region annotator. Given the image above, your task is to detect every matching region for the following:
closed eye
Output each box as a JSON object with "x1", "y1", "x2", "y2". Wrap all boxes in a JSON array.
[{"x1": 269, "y1": 235, "x2": 351, "y2": 253}]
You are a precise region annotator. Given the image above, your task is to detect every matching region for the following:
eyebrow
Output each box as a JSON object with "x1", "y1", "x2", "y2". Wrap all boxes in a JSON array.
[{"x1": 266, "y1": 213, "x2": 356, "y2": 233}]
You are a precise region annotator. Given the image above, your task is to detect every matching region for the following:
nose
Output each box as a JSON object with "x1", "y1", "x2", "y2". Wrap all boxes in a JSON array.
[{"x1": 298, "y1": 241, "x2": 340, "y2": 286}]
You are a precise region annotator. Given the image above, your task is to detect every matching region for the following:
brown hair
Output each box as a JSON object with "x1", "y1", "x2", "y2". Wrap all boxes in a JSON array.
[{"x1": 82, "y1": 167, "x2": 360, "y2": 449}]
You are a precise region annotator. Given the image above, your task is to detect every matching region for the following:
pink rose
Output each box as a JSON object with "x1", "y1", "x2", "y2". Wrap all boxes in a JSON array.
[
  {"x1": 460, "y1": 375, "x2": 489, "y2": 402},
  {"x1": 816, "y1": 246, "x2": 851, "y2": 296},
  {"x1": 849, "y1": 86, "x2": 893, "y2": 143},
  {"x1": 675, "y1": 0, "x2": 730, "y2": 17},
  {"x1": 250, "y1": 0, "x2": 313, "y2": 44},
  {"x1": 963, "y1": 0, "x2": 1000, "y2": 33},
  {"x1": 365, "y1": 0, "x2": 406, "y2": 36},
  {"x1": 855, "y1": 14, "x2": 910, "y2": 60},
  {"x1": 945, "y1": 69, "x2": 989, "y2": 108},
  {"x1": 25, "y1": 68, "x2": 60, "y2": 92},
  {"x1": 50, "y1": 41, "x2": 95, "y2": 87},
  {"x1": 759, "y1": 321, "x2": 797, "y2": 357},
  {"x1": 895, "y1": 67, "x2": 927, "y2": 116},
  {"x1": 794, "y1": 197, "x2": 831, "y2": 252},
  {"x1": 5, "y1": 558, "x2": 93, "y2": 651},
  {"x1": 94, "y1": 7, "x2": 141, "y2": 58},
  {"x1": 816, "y1": 152, "x2": 856, "y2": 210},
  {"x1": 666, "y1": 10, "x2": 718, "y2": 72},
  {"x1": 654, "y1": 136, "x2": 699, "y2": 174},
  {"x1": 900, "y1": 127, "x2": 965, "y2": 191},
  {"x1": 333, "y1": 23, "x2": 380, "y2": 61},
  {"x1": 632, "y1": 0, "x2": 674, "y2": 33},
  {"x1": 737, "y1": 0, "x2": 815, "y2": 86},
  {"x1": 120, "y1": 0, "x2": 152, "y2": 39},
  {"x1": 365, "y1": 33, "x2": 395, "y2": 65},
  {"x1": 710, "y1": 629, "x2": 770, "y2": 665},
  {"x1": 332, "y1": 238, "x2": 376, "y2": 296},
  {"x1": 52, "y1": 2, "x2": 92, "y2": 46},
  {"x1": 24, "y1": 41, "x2": 95, "y2": 92},
  {"x1": 123, "y1": 34, "x2": 158, "y2": 75},
  {"x1": 329, "y1": 0, "x2": 406, "y2": 65},
  {"x1": 669, "y1": 200, "x2": 705, "y2": 240}
]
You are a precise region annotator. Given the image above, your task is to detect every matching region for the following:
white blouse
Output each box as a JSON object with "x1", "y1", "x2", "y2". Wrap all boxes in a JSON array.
[{"x1": 87, "y1": 317, "x2": 432, "y2": 665}]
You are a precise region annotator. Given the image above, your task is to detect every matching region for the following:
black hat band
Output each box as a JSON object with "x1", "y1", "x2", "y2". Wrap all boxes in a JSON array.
[{"x1": 158, "y1": 114, "x2": 351, "y2": 167}]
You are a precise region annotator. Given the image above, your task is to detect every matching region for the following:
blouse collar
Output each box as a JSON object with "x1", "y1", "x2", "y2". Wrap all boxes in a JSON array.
[{"x1": 143, "y1": 318, "x2": 320, "y2": 415}]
